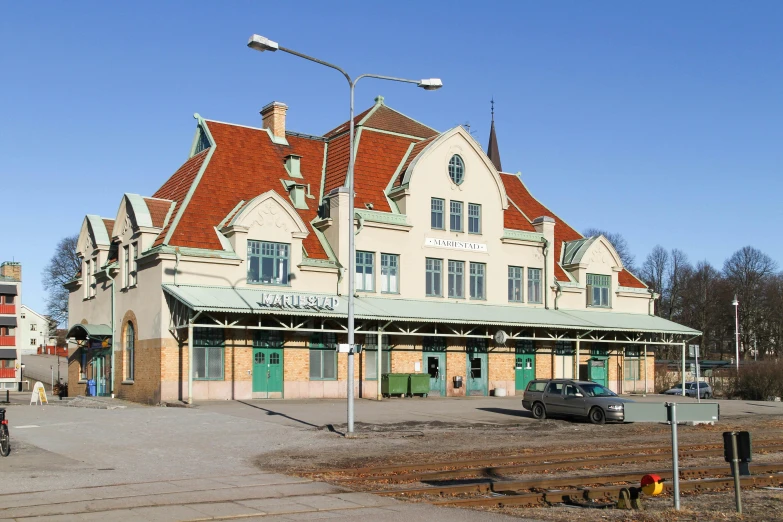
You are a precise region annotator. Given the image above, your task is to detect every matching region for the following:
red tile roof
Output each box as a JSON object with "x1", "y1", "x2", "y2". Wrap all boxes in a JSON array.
[
  {"x1": 323, "y1": 106, "x2": 374, "y2": 138},
  {"x1": 352, "y1": 130, "x2": 416, "y2": 212},
  {"x1": 102, "y1": 219, "x2": 115, "y2": 238},
  {"x1": 323, "y1": 132, "x2": 350, "y2": 196},
  {"x1": 152, "y1": 150, "x2": 209, "y2": 247},
  {"x1": 161, "y1": 122, "x2": 329, "y2": 259},
  {"x1": 323, "y1": 103, "x2": 435, "y2": 209},
  {"x1": 362, "y1": 105, "x2": 438, "y2": 139},
  {"x1": 618, "y1": 268, "x2": 647, "y2": 288},
  {"x1": 143, "y1": 198, "x2": 173, "y2": 229},
  {"x1": 500, "y1": 173, "x2": 582, "y2": 281}
]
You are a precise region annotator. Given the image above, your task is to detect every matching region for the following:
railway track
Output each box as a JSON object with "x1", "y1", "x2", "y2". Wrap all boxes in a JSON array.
[
  {"x1": 308, "y1": 438, "x2": 783, "y2": 512},
  {"x1": 324, "y1": 441, "x2": 783, "y2": 484}
]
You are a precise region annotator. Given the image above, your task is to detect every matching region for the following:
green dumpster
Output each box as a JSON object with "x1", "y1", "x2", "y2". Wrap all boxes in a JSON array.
[
  {"x1": 409, "y1": 373, "x2": 430, "y2": 397},
  {"x1": 382, "y1": 373, "x2": 409, "y2": 398}
]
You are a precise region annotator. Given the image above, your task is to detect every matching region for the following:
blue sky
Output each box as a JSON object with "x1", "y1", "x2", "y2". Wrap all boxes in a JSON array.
[{"x1": 1, "y1": 1, "x2": 781, "y2": 315}]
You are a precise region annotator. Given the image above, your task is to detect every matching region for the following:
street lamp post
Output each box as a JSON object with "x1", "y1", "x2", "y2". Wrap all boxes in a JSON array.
[
  {"x1": 732, "y1": 295, "x2": 739, "y2": 372},
  {"x1": 247, "y1": 35, "x2": 442, "y2": 434}
]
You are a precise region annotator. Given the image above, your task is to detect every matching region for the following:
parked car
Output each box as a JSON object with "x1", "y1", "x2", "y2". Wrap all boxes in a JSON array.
[
  {"x1": 664, "y1": 381, "x2": 712, "y2": 399},
  {"x1": 521, "y1": 379, "x2": 633, "y2": 424}
]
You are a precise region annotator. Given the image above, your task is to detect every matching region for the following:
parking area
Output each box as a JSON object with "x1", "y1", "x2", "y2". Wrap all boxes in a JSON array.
[{"x1": 194, "y1": 393, "x2": 783, "y2": 429}]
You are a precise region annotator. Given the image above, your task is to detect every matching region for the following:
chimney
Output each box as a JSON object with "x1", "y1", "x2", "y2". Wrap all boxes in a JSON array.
[
  {"x1": 260, "y1": 101, "x2": 288, "y2": 139},
  {"x1": 0, "y1": 261, "x2": 21, "y2": 282}
]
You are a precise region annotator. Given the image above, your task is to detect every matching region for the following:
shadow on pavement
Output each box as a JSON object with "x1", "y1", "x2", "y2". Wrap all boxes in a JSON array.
[
  {"x1": 236, "y1": 401, "x2": 320, "y2": 429},
  {"x1": 476, "y1": 407, "x2": 534, "y2": 419}
]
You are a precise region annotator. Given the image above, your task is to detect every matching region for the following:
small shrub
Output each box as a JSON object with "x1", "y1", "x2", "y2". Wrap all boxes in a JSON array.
[{"x1": 729, "y1": 361, "x2": 783, "y2": 400}]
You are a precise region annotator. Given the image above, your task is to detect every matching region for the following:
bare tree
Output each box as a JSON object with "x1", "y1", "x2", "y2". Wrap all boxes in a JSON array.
[
  {"x1": 641, "y1": 245, "x2": 669, "y2": 315},
  {"x1": 679, "y1": 261, "x2": 722, "y2": 358},
  {"x1": 723, "y1": 246, "x2": 777, "y2": 357},
  {"x1": 665, "y1": 249, "x2": 691, "y2": 320},
  {"x1": 582, "y1": 228, "x2": 636, "y2": 273},
  {"x1": 41, "y1": 234, "x2": 81, "y2": 326}
]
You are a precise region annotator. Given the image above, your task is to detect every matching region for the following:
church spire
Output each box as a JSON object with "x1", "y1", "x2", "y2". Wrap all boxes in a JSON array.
[{"x1": 487, "y1": 97, "x2": 502, "y2": 171}]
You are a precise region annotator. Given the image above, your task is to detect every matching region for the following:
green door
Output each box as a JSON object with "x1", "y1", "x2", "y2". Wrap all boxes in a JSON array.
[
  {"x1": 252, "y1": 332, "x2": 284, "y2": 398},
  {"x1": 515, "y1": 355, "x2": 536, "y2": 391},
  {"x1": 466, "y1": 352, "x2": 488, "y2": 396},
  {"x1": 424, "y1": 351, "x2": 446, "y2": 396},
  {"x1": 252, "y1": 348, "x2": 283, "y2": 398},
  {"x1": 588, "y1": 357, "x2": 608, "y2": 387}
]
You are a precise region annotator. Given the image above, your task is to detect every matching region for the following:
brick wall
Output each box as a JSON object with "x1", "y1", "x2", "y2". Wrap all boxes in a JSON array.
[
  {"x1": 446, "y1": 350, "x2": 466, "y2": 396},
  {"x1": 391, "y1": 349, "x2": 420, "y2": 373},
  {"x1": 488, "y1": 351, "x2": 515, "y2": 395},
  {"x1": 535, "y1": 340, "x2": 554, "y2": 379},
  {"x1": 116, "y1": 339, "x2": 162, "y2": 404}
]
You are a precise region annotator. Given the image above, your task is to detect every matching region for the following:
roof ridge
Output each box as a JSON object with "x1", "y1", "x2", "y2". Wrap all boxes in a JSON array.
[{"x1": 379, "y1": 104, "x2": 439, "y2": 135}]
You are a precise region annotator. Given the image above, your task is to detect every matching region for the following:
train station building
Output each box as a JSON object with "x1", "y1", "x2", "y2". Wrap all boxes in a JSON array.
[{"x1": 66, "y1": 97, "x2": 698, "y2": 404}]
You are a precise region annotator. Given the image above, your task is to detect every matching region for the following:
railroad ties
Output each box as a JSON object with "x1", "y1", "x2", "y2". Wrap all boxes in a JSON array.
[{"x1": 302, "y1": 439, "x2": 783, "y2": 510}]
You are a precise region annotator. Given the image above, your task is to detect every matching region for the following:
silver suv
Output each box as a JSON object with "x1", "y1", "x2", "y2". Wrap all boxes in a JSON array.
[{"x1": 522, "y1": 379, "x2": 633, "y2": 424}]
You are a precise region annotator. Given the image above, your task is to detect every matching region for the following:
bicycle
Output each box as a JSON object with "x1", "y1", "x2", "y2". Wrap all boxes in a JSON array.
[{"x1": 0, "y1": 408, "x2": 9, "y2": 456}]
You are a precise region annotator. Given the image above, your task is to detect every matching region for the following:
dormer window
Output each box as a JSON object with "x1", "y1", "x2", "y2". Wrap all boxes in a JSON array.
[
  {"x1": 587, "y1": 274, "x2": 611, "y2": 308},
  {"x1": 282, "y1": 180, "x2": 310, "y2": 209},
  {"x1": 284, "y1": 154, "x2": 302, "y2": 178}
]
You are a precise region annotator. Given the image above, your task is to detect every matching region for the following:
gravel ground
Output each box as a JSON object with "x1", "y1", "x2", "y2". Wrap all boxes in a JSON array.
[{"x1": 257, "y1": 415, "x2": 783, "y2": 521}]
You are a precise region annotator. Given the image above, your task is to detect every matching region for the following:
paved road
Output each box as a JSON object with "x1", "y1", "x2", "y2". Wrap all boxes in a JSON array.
[
  {"x1": 0, "y1": 401, "x2": 521, "y2": 522},
  {"x1": 195, "y1": 394, "x2": 783, "y2": 429},
  {"x1": 19, "y1": 353, "x2": 68, "y2": 387}
]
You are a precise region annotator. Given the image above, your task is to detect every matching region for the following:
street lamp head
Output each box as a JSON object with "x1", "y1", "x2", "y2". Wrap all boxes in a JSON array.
[
  {"x1": 247, "y1": 34, "x2": 279, "y2": 53},
  {"x1": 418, "y1": 78, "x2": 443, "y2": 91},
  {"x1": 732, "y1": 295, "x2": 739, "y2": 307}
]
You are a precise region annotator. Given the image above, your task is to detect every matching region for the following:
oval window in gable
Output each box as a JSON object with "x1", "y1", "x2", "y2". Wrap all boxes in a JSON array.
[{"x1": 448, "y1": 155, "x2": 465, "y2": 185}]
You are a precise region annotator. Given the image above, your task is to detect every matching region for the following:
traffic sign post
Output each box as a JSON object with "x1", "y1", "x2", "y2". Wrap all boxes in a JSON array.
[
  {"x1": 723, "y1": 430, "x2": 752, "y2": 514},
  {"x1": 624, "y1": 401, "x2": 720, "y2": 511}
]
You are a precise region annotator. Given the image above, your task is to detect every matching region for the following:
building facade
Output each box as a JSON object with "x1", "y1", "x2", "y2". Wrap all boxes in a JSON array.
[
  {"x1": 19, "y1": 305, "x2": 55, "y2": 355},
  {"x1": 0, "y1": 262, "x2": 22, "y2": 390},
  {"x1": 67, "y1": 98, "x2": 698, "y2": 404}
]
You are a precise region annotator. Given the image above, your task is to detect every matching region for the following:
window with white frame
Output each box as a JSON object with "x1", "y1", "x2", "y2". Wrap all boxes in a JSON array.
[
  {"x1": 447, "y1": 260, "x2": 464, "y2": 298},
  {"x1": 248, "y1": 240, "x2": 290, "y2": 285},
  {"x1": 431, "y1": 198, "x2": 445, "y2": 230},
  {"x1": 425, "y1": 258, "x2": 442, "y2": 297},
  {"x1": 528, "y1": 268, "x2": 542, "y2": 303},
  {"x1": 468, "y1": 203, "x2": 481, "y2": 234},
  {"x1": 470, "y1": 262, "x2": 486, "y2": 300},
  {"x1": 587, "y1": 273, "x2": 611, "y2": 307},
  {"x1": 123, "y1": 245, "x2": 130, "y2": 288},
  {"x1": 30, "y1": 339, "x2": 37, "y2": 345},
  {"x1": 508, "y1": 266, "x2": 523, "y2": 302},
  {"x1": 450, "y1": 201, "x2": 463, "y2": 232},
  {"x1": 125, "y1": 321, "x2": 135, "y2": 381},
  {"x1": 30, "y1": 324, "x2": 36, "y2": 331},
  {"x1": 356, "y1": 251, "x2": 374, "y2": 291},
  {"x1": 309, "y1": 333, "x2": 337, "y2": 380},
  {"x1": 380, "y1": 254, "x2": 399, "y2": 294}
]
